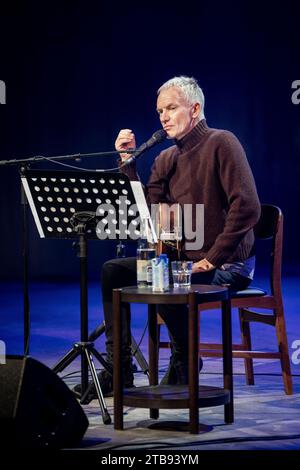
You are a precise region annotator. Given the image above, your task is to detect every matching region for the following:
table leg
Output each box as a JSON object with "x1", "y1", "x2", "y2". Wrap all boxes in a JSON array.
[
  {"x1": 222, "y1": 298, "x2": 234, "y2": 423},
  {"x1": 113, "y1": 289, "x2": 123, "y2": 429},
  {"x1": 189, "y1": 292, "x2": 199, "y2": 434},
  {"x1": 148, "y1": 304, "x2": 159, "y2": 419}
]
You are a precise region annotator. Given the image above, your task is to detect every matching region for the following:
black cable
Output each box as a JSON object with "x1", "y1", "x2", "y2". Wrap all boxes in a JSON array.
[
  {"x1": 59, "y1": 370, "x2": 82, "y2": 379},
  {"x1": 131, "y1": 321, "x2": 148, "y2": 358}
]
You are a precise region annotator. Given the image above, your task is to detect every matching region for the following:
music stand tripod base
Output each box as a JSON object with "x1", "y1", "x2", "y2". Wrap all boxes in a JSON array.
[{"x1": 53, "y1": 341, "x2": 111, "y2": 424}]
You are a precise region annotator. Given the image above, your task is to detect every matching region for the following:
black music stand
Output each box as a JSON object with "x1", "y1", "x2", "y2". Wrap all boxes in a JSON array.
[{"x1": 21, "y1": 168, "x2": 147, "y2": 424}]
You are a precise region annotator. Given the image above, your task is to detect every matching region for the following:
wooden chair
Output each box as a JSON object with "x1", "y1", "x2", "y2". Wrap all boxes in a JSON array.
[{"x1": 158, "y1": 204, "x2": 293, "y2": 395}]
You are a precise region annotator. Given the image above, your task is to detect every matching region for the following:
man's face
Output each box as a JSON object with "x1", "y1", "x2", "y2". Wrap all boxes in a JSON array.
[{"x1": 156, "y1": 86, "x2": 200, "y2": 140}]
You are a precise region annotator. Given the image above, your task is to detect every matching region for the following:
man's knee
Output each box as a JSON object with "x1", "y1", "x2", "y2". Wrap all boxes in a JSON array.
[
  {"x1": 102, "y1": 257, "x2": 134, "y2": 276},
  {"x1": 101, "y1": 257, "x2": 136, "y2": 292},
  {"x1": 102, "y1": 258, "x2": 120, "y2": 277},
  {"x1": 101, "y1": 259, "x2": 123, "y2": 291}
]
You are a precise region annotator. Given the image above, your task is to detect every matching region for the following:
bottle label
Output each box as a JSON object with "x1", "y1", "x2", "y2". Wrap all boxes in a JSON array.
[
  {"x1": 137, "y1": 260, "x2": 148, "y2": 282},
  {"x1": 146, "y1": 265, "x2": 153, "y2": 284},
  {"x1": 137, "y1": 246, "x2": 156, "y2": 287}
]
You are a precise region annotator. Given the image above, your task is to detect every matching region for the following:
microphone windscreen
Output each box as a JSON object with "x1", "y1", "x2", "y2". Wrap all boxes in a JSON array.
[
  {"x1": 152, "y1": 129, "x2": 167, "y2": 143},
  {"x1": 124, "y1": 129, "x2": 167, "y2": 165}
]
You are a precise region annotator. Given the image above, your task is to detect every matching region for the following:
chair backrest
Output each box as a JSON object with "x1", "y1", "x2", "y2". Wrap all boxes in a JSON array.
[{"x1": 254, "y1": 204, "x2": 283, "y2": 300}]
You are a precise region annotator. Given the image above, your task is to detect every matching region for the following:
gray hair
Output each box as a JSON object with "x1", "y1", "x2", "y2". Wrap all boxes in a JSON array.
[{"x1": 157, "y1": 76, "x2": 205, "y2": 120}]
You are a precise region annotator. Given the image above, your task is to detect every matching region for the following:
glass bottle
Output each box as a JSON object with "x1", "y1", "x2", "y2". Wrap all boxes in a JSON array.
[{"x1": 136, "y1": 219, "x2": 156, "y2": 288}]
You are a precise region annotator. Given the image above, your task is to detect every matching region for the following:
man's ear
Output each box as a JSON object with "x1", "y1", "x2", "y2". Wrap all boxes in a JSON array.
[{"x1": 192, "y1": 102, "x2": 201, "y2": 118}]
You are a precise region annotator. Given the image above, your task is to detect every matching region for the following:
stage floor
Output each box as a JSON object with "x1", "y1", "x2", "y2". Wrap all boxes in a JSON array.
[{"x1": 1, "y1": 273, "x2": 300, "y2": 451}]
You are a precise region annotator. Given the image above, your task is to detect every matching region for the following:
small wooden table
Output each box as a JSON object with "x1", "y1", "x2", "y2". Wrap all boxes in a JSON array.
[{"x1": 113, "y1": 284, "x2": 233, "y2": 434}]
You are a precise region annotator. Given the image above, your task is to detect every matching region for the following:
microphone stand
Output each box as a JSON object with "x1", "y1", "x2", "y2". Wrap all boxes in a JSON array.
[
  {"x1": 0, "y1": 149, "x2": 136, "y2": 356},
  {"x1": 0, "y1": 149, "x2": 136, "y2": 167},
  {"x1": 20, "y1": 166, "x2": 30, "y2": 354}
]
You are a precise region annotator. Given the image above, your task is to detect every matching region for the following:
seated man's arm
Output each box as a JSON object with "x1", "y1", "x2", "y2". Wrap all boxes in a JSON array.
[{"x1": 205, "y1": 132, "x2": 261, "y2": 267}]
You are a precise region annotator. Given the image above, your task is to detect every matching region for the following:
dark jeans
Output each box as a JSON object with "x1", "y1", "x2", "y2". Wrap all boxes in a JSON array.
[{"x1": 101, "y1": 257, "x2": 251, "y2": 367}]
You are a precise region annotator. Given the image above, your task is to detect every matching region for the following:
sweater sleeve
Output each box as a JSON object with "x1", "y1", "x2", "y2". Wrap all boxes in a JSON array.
[
  {"x1": 118, "y1": 159, "x2": 140, "y2": 182},
  {"x1": 205, "y1": 132, "x2": 261, "y2": 266}
]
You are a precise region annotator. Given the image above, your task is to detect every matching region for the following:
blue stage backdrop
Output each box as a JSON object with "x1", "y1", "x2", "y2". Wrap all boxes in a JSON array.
[{"x1": 0, "y1": 2, "x2": 299, "y2": 280}]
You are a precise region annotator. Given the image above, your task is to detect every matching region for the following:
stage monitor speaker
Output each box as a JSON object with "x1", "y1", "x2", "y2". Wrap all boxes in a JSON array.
[{"x1": 0, "y1": 355, "x2": 89, "y2": 448}]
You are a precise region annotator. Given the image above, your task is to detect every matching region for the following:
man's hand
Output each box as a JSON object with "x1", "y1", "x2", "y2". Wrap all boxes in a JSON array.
[
  {"x1": 115, "y1": 129, "x2": 136, "y2": 162},
  {"x1": 192, "y1": 258, "x2": 215, "y2": 273}
]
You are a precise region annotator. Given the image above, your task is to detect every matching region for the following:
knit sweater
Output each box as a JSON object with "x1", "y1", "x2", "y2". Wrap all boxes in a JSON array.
[{"x1": 121, "y1": 119, "x2": 261, "y2": 267}]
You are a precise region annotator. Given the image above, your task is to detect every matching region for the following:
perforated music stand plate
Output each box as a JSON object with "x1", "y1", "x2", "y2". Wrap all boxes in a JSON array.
[{"x1": 21, "y1": 169, "x2": 153, "y2": 240}]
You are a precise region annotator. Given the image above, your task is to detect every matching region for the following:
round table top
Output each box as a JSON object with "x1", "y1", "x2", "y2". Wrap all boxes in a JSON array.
[{"x1": 114, "y1": 284, "x2": 229, "y2": 304}]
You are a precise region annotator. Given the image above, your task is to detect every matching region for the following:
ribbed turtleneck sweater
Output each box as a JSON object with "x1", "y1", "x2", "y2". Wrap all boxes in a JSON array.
[{"x1": 121, "y1": 119, "x2": 261, "y2": 267}]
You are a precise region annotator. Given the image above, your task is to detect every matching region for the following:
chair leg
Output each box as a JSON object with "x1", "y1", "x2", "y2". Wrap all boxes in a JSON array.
[
  {"x1": 239, "y1": 308, "x2": 254, "y2": 385},
  {"x1": 274, "y1": 306, "x2": 293, "y2": 395}
]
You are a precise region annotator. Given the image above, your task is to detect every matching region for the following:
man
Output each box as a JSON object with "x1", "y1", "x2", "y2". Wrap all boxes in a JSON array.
[{"x1": 75, "y1": 76, "x2": 261, "y2": 400}]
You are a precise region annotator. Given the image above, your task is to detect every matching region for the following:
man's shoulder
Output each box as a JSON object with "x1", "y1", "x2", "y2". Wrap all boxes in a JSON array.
[
  {"x1": 207, "y1": 127, "x2": 240, "y2": 145},
  {"x1": 206, "y1": 128, "x2": 245, "y2": 158}
]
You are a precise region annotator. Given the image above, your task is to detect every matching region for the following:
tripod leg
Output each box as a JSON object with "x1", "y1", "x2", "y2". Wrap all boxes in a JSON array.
[
  {"x1": 84, "y1": 349, "x2": 111, "y2": 425},
  {"x1": 91, "y1": 347, "x2": 113, "y2": 375},
  {"x1": 52, "y1": 347, "x2": 81, "y2": 374},
  {"x1": 78, "y1": 347, "x2": 112, "y2": 403}
]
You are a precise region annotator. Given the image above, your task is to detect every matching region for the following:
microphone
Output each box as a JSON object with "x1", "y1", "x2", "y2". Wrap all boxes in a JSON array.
[{"x1": 124, "y1": 129, "x2": 167, "y2": 165}]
